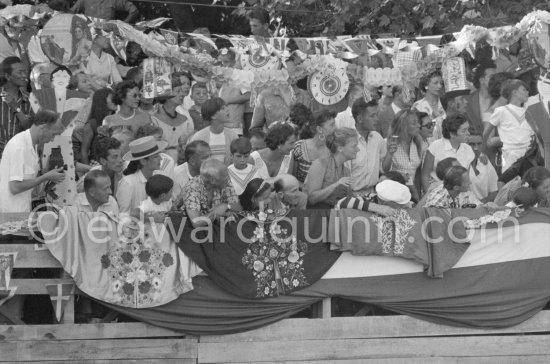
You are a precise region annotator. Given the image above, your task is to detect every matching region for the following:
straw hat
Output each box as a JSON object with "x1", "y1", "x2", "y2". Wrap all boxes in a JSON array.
[{"x1": 122, "y1": 136, "x2": 167, "y2": 162}]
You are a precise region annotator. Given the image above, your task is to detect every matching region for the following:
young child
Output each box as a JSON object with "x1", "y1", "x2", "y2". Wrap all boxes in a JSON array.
[
  {"x1": 189, "y1": 83, "x2": 210, "y2": 131},
  {"x1": 228, "y1": 137, "x2": 261, "y2": 195},
  {"x1": 135, "y1": 174, "x2": 174, "y2": 222}
]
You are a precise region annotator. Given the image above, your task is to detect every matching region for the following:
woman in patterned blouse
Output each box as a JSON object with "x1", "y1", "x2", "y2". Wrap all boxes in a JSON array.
[
  {"x1": 424, "y1": 165, "x2": 481, "y2": 208},
  {"x1": 382, "y1": 109, "x2": 423, "y2": 202},
  {"x1": 292, "y1": 109, "x2": 336, "y2": 184}
]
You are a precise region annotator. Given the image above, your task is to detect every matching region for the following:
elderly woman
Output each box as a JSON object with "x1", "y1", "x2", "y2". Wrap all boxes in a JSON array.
[
  {"x1": 421, "y1": 113, "x2": 474, "y2": 193},
  {"x1": 412, "y1": 71, "x2": 446, "y2": 140},
  {"x1": 103, "y1": 81, "x2": 152, "y2": 139},
  {"x1": 304, "y1": 127, "x2": 358, "y2": 209},
  {"x1": 180, "y1": 159, "x2": 242, "y2": 227},
  {"x1": 251, "y1": 122, "x2": 297, "y2": 181},
  {"x1": 293, "y1": 110, "x2": 336, "y2": 183},
  {"x1": 382, "y1": 109, "x2": 423, "y2": 202},
  {"x1": 152, "y1": 75, "x2": 195, "y2": 161},
  {"x1": 424, "y1": 165, "x2": 481, "y2": 208},
  {"x1": 239, "y1": 178, "x2": 274, "y2": 211}
]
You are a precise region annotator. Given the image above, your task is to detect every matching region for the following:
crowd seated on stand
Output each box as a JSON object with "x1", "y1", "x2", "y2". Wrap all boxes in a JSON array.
[{"x1": 2, "y1": 3, "x2": 550, "y2": 326}]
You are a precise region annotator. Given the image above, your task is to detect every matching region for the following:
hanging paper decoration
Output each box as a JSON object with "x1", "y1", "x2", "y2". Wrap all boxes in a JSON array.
[
  {"x1": 527, "y1": 19, "x2": 550, "y2": 69},
  {"x1": 46, "y1": 282, "x2": 75, "y2": 322},
  {"x1": 135, "y1": 17, "x2": 171, "y2": 29},
  {"x1": 109, "y1": 33, "x2": 128, "y2": 62},
  {"x1": 308, "y1": 63, "x2": 350, "y2": 105},
  {"x1": 363, "y1": 67, "x2": 402, "y2": 87},
  {"x1": 395, "y1": 49, "x2": 423, "y2": 69},
  {"x1": 160, "y1": 29, "x2": 179, "y2": 46},
  {"x1": 41, "y1": 135, "x2": 77, "y2": 206},
  {"x1": 441, "y1": 57, "x2": 469, "y2": 95},
  {"x1": 240, "y1": 53, "x2": 280, "y2": 71},
  {"x1": 0, "y1": 253, "x2": 16, "y2": 289},
  {"x1": 142, "y1": 58, "x2": 172, "y2": 99},
  {"x1": 268, "y1": 37, "x2": 288, "y2": 53},
  {"x1": 40, "y1": 13, "x2": 93, "y2": 66}
]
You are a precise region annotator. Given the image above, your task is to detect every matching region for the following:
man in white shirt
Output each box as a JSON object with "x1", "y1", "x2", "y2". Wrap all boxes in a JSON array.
[
  {"x1": 74, "y1": 169, "x2": 119, "y2": 215},
  {"x1": 468, "y1": 135, "x2": 498, "y2": 202},
  {"x1": 173, "y1": 140, "x2": 211, "y2": 197},
  {"x1": 334, "y1": 84, "x2": 363, "y2": 130},
  {"x1": 337, "y1": 98, "x2": 385, "y2": 193},
  {"x1": 0, "y1": 109, "x2": 65, "y2": 213}
]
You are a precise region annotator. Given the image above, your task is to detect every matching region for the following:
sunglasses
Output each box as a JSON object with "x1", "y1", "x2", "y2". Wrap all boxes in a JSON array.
[{"x1": 421, "y1": 121, "x2": 436, "y2": 130}]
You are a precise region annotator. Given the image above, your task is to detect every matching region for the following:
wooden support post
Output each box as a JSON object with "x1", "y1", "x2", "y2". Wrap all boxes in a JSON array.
[{"x1": 321, "y1": 298, "x2": 331, "y2": 319}]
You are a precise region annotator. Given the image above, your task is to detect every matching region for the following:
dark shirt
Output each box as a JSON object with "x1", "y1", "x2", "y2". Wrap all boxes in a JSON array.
[{"x1": 0, "y1": 88, "x2": 30, "y2": 159}]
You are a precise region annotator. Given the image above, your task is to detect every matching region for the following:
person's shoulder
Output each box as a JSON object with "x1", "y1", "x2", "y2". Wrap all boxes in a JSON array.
[{"x1": 369, "y1": 131, "x2": 383, "y2": 141}]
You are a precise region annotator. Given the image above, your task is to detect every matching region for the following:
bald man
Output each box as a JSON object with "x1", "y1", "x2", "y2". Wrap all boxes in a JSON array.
[
  {"x1": 179, "y1": 158, "x2": 242, "y2": 227},
  {"x1": 273, "y1": 174, "x2": 308, "y2": 209}
]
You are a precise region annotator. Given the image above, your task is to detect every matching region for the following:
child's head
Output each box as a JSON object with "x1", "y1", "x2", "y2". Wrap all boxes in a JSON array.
[
  {"x1": 191, "y1": 82, "x2": 209, "y2": 106},
  {"x1": 512, "y1": 187, "x2": 540, "y2": 209},
  {"x1": 218, "y1": 48, "x2": 237, "y2": 68},
  {"x1": 501, "y1": 79, "x2": 529, "y2": 104},
  {"x1": 230, "y1": 137, "x2": 252, "y2": 170},
  {"x1": 145, "y1": 174, "x2": 174, "y2": 203}
]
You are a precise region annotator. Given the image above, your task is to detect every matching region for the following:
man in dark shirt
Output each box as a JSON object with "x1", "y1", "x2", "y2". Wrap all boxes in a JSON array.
[
  {"x1": 0, "y1": 56, "x2": 31, "y2": 158},
  {"x1": 71, "y1": 0, "x2": 139, "y2": 23}
]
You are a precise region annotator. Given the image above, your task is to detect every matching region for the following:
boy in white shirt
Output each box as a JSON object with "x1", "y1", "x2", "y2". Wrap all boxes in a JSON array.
[
  {"x1": 133, "y1": 174, "x2": 174, "y2": 223},
  {"x1": 228, "y1": 137, "x2": 261, "y2": 195},
  {"x1": 483, "y1": 79, "x2": 534, "y2": 172},
  {"x1": 468, "y1": 135, "x2": 498, "y2": 202}
]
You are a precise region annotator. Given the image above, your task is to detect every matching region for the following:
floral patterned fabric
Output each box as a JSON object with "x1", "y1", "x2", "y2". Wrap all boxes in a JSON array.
[
  {"x1": 180, "y1": 176, "x2": 239, "y2": 216},
  {"x1": 424, "y1": 183, "x2": 482, "y2": 209}
]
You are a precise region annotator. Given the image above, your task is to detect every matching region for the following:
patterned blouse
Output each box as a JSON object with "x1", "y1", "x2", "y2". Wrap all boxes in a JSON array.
[
  {"x1": 293, "y1": 140, "x2": 313, "y2": 183},
  {"x1": 180, "y1": 176, "x2": 239, "y2": 216},
  {"x1": 424, "y1": 183, "x2": 481, "y2": 208},
  {"x1": 388, "y1": 142, "x2": 422, "y2": 185}
]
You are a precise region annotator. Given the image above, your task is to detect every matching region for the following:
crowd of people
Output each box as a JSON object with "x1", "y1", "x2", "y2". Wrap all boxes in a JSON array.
[{"x1": 0, "y1": 5, "x2": 550, "y2": 229}]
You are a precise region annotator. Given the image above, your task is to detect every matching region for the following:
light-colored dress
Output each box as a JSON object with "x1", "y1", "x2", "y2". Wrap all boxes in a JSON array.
[{"x1": 251, "y1": 150, "x2": 292, "y2": 181}]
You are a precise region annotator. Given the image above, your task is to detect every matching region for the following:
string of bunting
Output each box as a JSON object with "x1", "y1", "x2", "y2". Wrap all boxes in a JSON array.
[{"x1": 2, "y1": 5, "x2": 550, "y2": 104}]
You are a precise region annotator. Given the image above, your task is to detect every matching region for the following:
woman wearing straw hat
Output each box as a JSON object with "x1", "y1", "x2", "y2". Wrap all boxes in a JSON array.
[{"x1": 116, "y1": 136, "x2": 167, "y2": 213}]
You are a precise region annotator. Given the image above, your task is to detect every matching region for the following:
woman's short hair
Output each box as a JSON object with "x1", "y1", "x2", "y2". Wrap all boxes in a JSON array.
[
  {"x1": 522, "y1": 166, "x2": 550, "y2": 189},
  {"x1": 309, "y1": 109, "x2": 336, "y2": 135},
  {"x1": 443, "y1": 165, "x2": 467, "y2": 191},
  {"x1": 201, "y1": 97, "x2": 225, "y2": 122},
  {"x1": 325, "y1": 127, "x2": 357, "y2": 154},
  {"x1": 112, "y1": 80, "x2": 139, "y2": 105},
  {"x1": 289, "y1": 103, "x2": 313, "y2": 139},
  {"x1": 135, "y1": 124, "x2": 163, "y2": 139},
  {"x1": 500, "y1": 79, "x2": 527, "y2": 101},
  {"x1": 442, "y1": 113, "x2": 469, "y2": 139},
  {"x1": 265, "y1": 122, "x2": 296, "y2": 150},
  {"x1": 419, "y1": 71, "x2": 442, "y2": 92}
]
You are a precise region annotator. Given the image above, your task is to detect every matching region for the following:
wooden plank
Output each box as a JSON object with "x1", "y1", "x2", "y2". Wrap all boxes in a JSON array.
[
  {"x1": 198, "y1": 335, "x2": 550, "y2": 362},
  {"x1": 10, "y1": 279, "x2": 74, "y2": 295},
  {"x1": 0, "y1": 244, "x2": 62, "y2": 268},
  {"x1": 201, "y1": 311, "x2": 550, "y2": 343},
  {"x1": 16, "y1": 360, "x2": 196, "y2": 364},
  {"x1": 228, "y1": 357, "x2": 550, "y2": 364},
  {"x1": 0, "y1": 338, "x2": 198, "y2": 362},
  {"x1": 0, "y1": 323, "x2": 185, "y2": 341}
]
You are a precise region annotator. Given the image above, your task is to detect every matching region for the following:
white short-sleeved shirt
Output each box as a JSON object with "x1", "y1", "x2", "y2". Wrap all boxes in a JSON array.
[
  {"x1": 335, "y1": 107, "x2": 355, "y2": 130},
  {"x1": 116, "y1": 170, "x2": 148, "y2": 214},
  {"x1": 73, "y1": 193, "x2": 119, "y2": 216},
  {"x1": 139, "y1": 196, "x2": 172, "y2": 213},
  {"x1": 173, "y1": 162, "x2": 191, "y2": 198},
  {"x1": 469, "y1": 162, "x2": 499, "y2": 201},
  {"x1": 428, "y1": 138, "x2": 475, "y2": 181},
  {"x1": 0, "y1": 130, "x2": 40, "y2": 213},
  {"x1": 209, "y1": 131, "x2": 226, "y2": 163},
  {"x1": 228, "y1": 164, "x2": 261, "y2": 195},
  {"x1": 489, "y1": 105, "x2": 534, "y2": 152}
]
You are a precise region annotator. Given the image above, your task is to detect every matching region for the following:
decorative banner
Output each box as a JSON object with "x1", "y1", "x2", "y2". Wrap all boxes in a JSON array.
[
  {"x1": 0, "y1": 287, "x2": 17, "y2": 307},
  {"x1": 363, "y1": 67, "x2": 402, "y2": 86},
  {"x1": 0, "y1": 253, "x2": 16, "y2": 289},
  {"x1": 294, "y1": 38, "x2": 331, "y2": 55},
  {"x1": 109, "y1": 33, "x2": 128, "y2": 62},
  {"x1": 135, "y1": 17, "x2": 171, "y2": 29},
  {"x1": 46, "y1": 282, "x2": 75, "y2": 322},
  {"x1": 527, "y1": 19, "x2": 550, "y2": 69},
  {"x1": 142, "y1": 57, "x2": 172, "y2": 99},
  {"x1": 160, "y1": 29, "x2": 179, "y2": 46},
  {"x1": 240, "y1": 53, "x2": 280, "y2": 71},
  {"x1": 395, "y1": 49, "x2": 423, "y2": 69},
  {"x1": 441, "y1": 56, "x2": 468, "y2": 94},
  {"x1": 308, "y1": 63, "x2": 350, "y2": 105},
  {"x1": 268, "y1": 37, "x2": 288, "y2": 53},
  {"x1": 41, "y1": 135, "x2": 77, "y2": 206}
]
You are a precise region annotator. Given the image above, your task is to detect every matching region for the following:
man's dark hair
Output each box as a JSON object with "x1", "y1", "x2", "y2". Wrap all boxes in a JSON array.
[
  {"x1": 0, "y1": 56, "x2": 22, "y2": 77},
  {"x1": 473, "y1": 62, "x2": 497, "y2": 90},
  {"x1": 184, "y1": 140, "x2": 209, "y2": 162},
  {"x1": 230, "y1": 137, "x2": 252, "y2": 155},
  {"x1": 351, "y1": 98, "x2": 378, "y2": 120},
  {"x1": 32, "y1": 109, "x2": 59, "y2": 126},
  {"x1": 145, "y1": 174, "x2": 174, "y2": 199},
  {"x1": 201, "y1": 97, "x2": 225, "y2": 122},
  {"x1": 247, "y1": 6, "x2": 270, "y2": 24},
  {"x1": 93, "y1": 136, "x2": 121, "y2": 163},
  {"x1": 84, "y1": 169, "x2": 110, "y2": 193}
]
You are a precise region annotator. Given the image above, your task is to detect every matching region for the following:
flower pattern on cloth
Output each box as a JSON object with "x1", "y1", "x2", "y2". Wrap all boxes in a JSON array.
[
  {"x1": 464, "y1": 209, "x2": 513, "y2": 229},
  {"x1": 369, "y1": 209, "x2": 417, "y2": 256},
  {"x1": 100, "y1": 223, "x2": 175, "y2": 308},
  {"x1": 241, "y1": 210, "x2": 308, "y2": 297}
]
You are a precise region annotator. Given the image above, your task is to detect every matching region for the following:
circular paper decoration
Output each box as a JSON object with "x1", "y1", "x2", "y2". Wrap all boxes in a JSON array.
[
  {"x1": 240, "y1": 53, "x2": 280, "y2": 71},
  {"x1": 308, "y1": 67, "x2": 349, "y2": 106},
  {"x1": 40, "y1": 14, "x2": 92, "y2": 66},
  {"x1": 528, "y1": 21, "x2": 550, "y2": 69}
]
